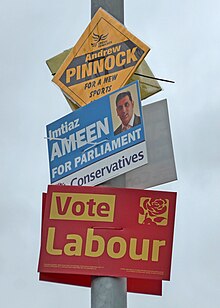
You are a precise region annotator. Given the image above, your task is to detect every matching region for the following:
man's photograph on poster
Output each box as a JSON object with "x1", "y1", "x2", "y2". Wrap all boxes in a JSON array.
[{"x1": 110, "y1": 83, "x2": 141, "y2": 136}]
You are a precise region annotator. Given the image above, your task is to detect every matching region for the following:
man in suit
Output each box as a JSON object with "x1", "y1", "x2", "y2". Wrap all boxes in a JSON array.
[{"x1": 114, "y1": 90, "x2": 141, "y2": 135}]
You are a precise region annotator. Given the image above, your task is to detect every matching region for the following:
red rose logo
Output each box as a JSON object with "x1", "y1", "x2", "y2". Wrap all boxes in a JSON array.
[{"x1": 138, "y1": 197, "x2": 169, "y2": 226}]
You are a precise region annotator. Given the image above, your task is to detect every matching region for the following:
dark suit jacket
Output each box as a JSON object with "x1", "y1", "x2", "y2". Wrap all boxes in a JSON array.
[{"x1": 114, "y1": 114, "x2": 141, "y2": 135}]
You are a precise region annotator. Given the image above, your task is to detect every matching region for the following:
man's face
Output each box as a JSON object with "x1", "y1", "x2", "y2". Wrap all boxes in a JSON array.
[{"x1": 116, "y1": 95, "x2": 134, "y2": 126}]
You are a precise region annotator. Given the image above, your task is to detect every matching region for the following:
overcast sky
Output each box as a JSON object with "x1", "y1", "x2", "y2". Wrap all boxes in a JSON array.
[{"x1": 1, "y1": 0, "x2": 220, "y2": 307}]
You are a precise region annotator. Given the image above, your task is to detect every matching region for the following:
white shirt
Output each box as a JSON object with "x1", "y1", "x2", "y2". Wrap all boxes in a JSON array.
[{"x1": 122, "y1": 113, "x2": 135, "y2": 131}]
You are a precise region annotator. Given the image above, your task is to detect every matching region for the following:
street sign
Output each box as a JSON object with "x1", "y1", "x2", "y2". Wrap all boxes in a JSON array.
[
  {"x1": 46, "y1": 81, "x2": 148, "y2": 186},
  {"x1": 38, "y1": 185, "x2": 176, "y2": 294},
  {"x1": 52, "y1": 8, "x2": 150, "y2": 107}
]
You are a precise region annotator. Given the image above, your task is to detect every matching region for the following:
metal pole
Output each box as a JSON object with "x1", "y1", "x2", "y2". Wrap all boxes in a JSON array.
[
  {"x1": 91, "y1": 277, "x2": 127, "y2": 308},
  {"x1": 91, "y1": 0, "x2": 124, "y2": 23},
  {"x1": 91, "y1": 1, "x2": 127, "y2": 307}
]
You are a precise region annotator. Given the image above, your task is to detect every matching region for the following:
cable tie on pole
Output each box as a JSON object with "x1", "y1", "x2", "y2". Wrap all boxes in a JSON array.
[
  {"x1": 134, "y1": 72, "x2": 175, "y2": 83},
  {"x1": 91, "y1": 227, "x2": 124, "y2": 230}
]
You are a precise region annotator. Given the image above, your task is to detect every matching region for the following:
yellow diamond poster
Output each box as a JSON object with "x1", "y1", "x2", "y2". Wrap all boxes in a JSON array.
[{"x1": 52, "y1": 8, "x2": 150, "y2": 107}]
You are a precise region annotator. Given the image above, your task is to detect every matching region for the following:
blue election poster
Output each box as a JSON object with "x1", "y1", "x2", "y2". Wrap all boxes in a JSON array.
[{"x1": 46, "y1": 81, "x2": 148, "y2": 186}]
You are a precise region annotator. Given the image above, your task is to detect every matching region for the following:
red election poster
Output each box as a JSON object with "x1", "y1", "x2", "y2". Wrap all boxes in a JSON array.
[{"x1": 38, "y1": 185, "x2": 176, "y2": 295}]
